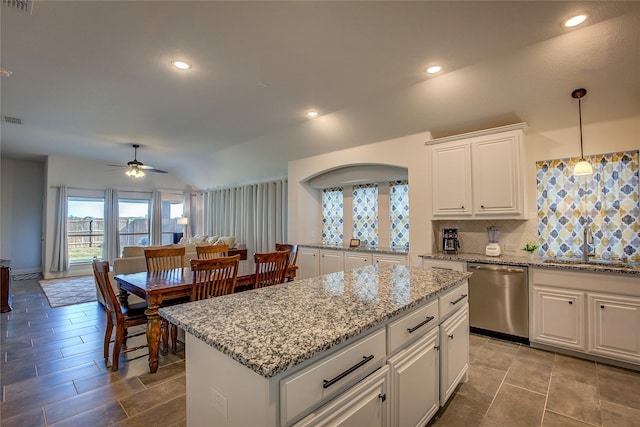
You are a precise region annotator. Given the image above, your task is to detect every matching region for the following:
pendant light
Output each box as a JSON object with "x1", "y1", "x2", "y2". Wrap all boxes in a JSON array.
[{"x1": 572, "y1": 88, "x2": 593, "y2": 176}]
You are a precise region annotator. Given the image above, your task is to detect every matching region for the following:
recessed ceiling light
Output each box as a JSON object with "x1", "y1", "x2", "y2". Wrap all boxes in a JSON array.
[
  {"x1": 171, "y1": 60, "x2": 192, "y2": 70},
  {"x1": 564, "y1": 14, "x2": 588, "y2": 28},
  {"x1": 425, "y1": 65, "x2": 442, "y2": 74},
  {"x1": 306, "y1": 110, "x2": 319, "y2": 118}
]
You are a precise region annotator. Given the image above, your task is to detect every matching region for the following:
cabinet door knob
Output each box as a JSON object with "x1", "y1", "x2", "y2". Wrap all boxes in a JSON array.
[
  {"x1": 600, "y1": 305, "x2": 605, "y2": 309},
  {"x1": 481, "y1": 205, "x2": 485, "y2": 208},
  {"x1": 568, "y1": 301, "x2": 573, "y2": 305},
  {"x1": 378, "y1": 393, "x2": 386, "y2": 402},
  {"x1": 448, "y1": 334, "x2": 454, "y2": 339},
  {"x1": 461, "y1": 206, "x2": 464, "y2": 209}
]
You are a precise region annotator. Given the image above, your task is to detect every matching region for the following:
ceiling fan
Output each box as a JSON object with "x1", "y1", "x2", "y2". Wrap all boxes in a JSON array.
[{"x1": 109, "y1": 144, "x2": 168, "y2": 178}]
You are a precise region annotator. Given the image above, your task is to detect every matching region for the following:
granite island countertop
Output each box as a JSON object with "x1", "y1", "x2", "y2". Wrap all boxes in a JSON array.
[
  {"x1": 299, "y1": 243, "x2": 409, "y2": 255},
  {"x1": 420, "y1": 253, "x2": 640, "y2": 276},
  {"x1": 159, "y1": 264, "x2": 470, "y2": 378}
]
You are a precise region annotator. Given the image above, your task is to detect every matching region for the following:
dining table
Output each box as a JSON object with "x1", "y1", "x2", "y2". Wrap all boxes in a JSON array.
[{"x1": 114, "y1": 259, "x2": 297, "y2": 373}]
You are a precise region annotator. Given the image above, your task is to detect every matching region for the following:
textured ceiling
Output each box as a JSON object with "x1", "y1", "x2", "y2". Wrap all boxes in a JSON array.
[{"x1": 1, "y1": 1, "x2": 638, "y2": 188}]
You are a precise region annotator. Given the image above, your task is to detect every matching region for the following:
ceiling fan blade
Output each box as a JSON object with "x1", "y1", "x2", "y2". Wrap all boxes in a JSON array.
[
  {"x1": 146, "y1": 168, "x2": 168, "y2": 174},
  {"x1": 107, "y1": 164, "x2": 127, "y2": 168}
]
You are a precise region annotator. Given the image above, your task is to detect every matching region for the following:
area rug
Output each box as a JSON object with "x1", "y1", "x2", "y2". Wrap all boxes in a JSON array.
[{"x1": 39, "y1": 275, "x2": 97, "y2": 308}]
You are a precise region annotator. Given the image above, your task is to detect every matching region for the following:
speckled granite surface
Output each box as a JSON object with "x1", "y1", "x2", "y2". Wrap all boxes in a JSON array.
[
  {"x1": 420, "y1": 253, "x2": 640, "y2": 276},
  {"x1": 299, "y1": 243, "x2": 409, "y2": 255},
  {"x1": 159, "y1": 264, "x2": 469, "y2": 378}
]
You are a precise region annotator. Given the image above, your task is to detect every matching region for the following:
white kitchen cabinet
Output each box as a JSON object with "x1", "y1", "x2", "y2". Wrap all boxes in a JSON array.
[
  {"x1": 429, "y1": 124, "x2": 527, "y2": 219},
  {"x1": 431, "y1": 140, "x2": 472, "y2": 217},
  {"x1": 294, "y1": 366, "x2": 389, "y2": 427},
  {"x1": 439, "y1": 303, "x2": 469, "y2": 406},
  {"x1": 588, "y1": 293, "x2": 640, "y2": 364},
  {"x1": 298, "y1": 248, "x2": 320, "y2": 280},
  {"x1": 532, "y1": 286, "x2": 585, "y2": 351},
  {"x1": 387, "y1": 328, "x2": 439, "y2": 427},
  {"x1": 373, "y1": 254, "x2": 407, "y2": 266},
  {"x1": 344, "y1": 252, "x2": 373, "y2": 270},
  {"x1": 530, "y1": 268, "x2": 640, "y2": 368},
  {"x1": 320, "y1": 250, "x2": 344, "y2": 275},
  {"x1": 471, "y1": 131, "x2": 524, "y2": 216}
]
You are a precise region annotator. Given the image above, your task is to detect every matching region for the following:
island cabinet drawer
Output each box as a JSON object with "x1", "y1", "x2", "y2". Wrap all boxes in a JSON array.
[
  {"x1": 439, "y1": 281, "x2": 469, "y2": 321},
  {"x1": 280, "y1": 328, "x2": 386, "y2": 425},
  {"x1": 387, "y1": 299, "x2": 439, "y2": 354}
]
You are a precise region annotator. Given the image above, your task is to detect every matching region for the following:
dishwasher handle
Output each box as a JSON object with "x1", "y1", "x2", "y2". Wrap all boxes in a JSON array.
[{"x1": 468, "y1": 264, "x2": 525, "y2": 274}]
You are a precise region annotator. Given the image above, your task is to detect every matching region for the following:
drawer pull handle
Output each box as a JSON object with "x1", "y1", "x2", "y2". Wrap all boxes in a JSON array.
[
  {"x1": 407, "y1": 316, "x2": 435, "y2": 333},
  {"x1": 568, "y1": 301, "x2": 573, "y2": 305},
  {"x1": 450, "y1": 294, "x2": 468, "y2": 305},
  {"x1": 322, "y1": 355, "x2": 374, "y2": 389}
]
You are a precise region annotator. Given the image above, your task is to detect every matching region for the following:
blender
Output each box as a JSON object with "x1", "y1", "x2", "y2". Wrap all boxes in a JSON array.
[{"x1": 485, "y1": 226, "x2": 501, "y2": 256}]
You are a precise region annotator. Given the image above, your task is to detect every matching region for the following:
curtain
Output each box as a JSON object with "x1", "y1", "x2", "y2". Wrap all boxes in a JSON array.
[
  {"x1": 536, "y1": 150, "x2": 639, "y2": 262},
  {"x1": 203, "y1": 179, "x2": 287, "y2": 256},
  {"x1": 151, "y1": 190, "x2": 163, "y2": 245},
  {"x1": 104, "y1": 188, "x2": 120, "y2": 262},
  {"x1": 183, "y1": 191, "x2": 193, "y2": 239},
  {"x1": 50, "y1": 186, "x2": 69, "y2": 272}
]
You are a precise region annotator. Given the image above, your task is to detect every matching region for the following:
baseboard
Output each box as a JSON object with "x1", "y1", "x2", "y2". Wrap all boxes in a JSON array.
[{"x1": 9, "y1": 267, "x2": 41, "y2": 276}]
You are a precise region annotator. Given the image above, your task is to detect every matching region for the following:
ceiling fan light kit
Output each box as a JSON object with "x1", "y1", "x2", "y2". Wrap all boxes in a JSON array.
[{"x1": 108, "y1": 144, "x2": 169, "y2": 178}]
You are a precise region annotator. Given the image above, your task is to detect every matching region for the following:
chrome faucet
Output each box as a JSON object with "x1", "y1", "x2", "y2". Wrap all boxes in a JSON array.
[{"x1": 582, "y1": 225, "x2": 594, "y2": 261}]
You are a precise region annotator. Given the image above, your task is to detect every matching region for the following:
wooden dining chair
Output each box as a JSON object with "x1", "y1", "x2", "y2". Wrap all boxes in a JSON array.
[
  {"x1": 144, "y1": 247, "x2": 186, "y2": 354},
  {"x1": 144, "y1": 247, "x2": 186, "y2": 272},
  {"x1": 253, "y1": 250, "x2": 290, "y2": 290},
  {"x1": 190, "y1": 255, "x2": 240, "y2": 300},
  {"x1": 92, "y1": 259, "x2": 148, "y2": 371},
  {"x1": 275, "y1": 243, "x2": 298, "y2": 282},
  {"x1": 196, "y1": 244, "x2": 229, "y2": 260}
]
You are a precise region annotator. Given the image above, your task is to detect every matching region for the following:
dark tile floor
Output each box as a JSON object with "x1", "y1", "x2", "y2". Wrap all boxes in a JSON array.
[{"x1": 2, "y1": 278, "x2": 640, "y2": 426}]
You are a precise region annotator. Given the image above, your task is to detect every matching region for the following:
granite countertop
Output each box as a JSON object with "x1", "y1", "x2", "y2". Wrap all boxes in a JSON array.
[
  {"x1": 299, "y1": 243, "x2": 409, "y2": 255},
  {"x1": 159, "y1": 264, "x2": 470, "y2": 378},
  {"x1": 420, "y1": 253, "x2": 640, "y2": 276}
]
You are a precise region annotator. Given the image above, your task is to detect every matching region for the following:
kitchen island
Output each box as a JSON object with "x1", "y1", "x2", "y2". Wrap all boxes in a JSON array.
[{"x1": 160, "y1": 263, "x2": 471, "y2": 427}]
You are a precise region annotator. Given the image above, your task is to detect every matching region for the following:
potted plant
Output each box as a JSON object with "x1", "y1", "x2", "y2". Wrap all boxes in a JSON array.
[{"x1": 522, "y1": 241, "x2": 540, "y2": 260}]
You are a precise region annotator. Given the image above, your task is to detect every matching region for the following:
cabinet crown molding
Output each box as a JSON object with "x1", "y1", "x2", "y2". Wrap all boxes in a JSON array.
[{"x1": 425, "y1": 122, "x2": 528, "y2": 146}]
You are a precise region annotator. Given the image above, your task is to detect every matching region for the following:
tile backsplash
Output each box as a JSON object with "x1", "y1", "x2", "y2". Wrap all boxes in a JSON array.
[{"x1": 433, "y1": 218, "x2": 538, "y2": 256}]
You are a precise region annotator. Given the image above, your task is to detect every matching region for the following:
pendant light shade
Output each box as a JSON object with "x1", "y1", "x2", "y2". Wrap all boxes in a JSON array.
[{"x1": 572, "y1": 88, "x2": 593, "y2": 176}]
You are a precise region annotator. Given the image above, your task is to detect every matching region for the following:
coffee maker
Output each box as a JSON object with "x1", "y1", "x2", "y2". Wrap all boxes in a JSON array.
[{"x1": 442, "y1": 228, "x2": 460, "y2": 254}]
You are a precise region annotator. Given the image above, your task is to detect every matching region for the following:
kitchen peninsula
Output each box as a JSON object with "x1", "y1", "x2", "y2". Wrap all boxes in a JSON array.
[{"x1": 160, "y1": 264, "x2": 471, "y2": 426}]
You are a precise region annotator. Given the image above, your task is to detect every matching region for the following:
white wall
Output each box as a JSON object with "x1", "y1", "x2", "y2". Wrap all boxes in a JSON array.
[
  {"x1": 288, "y1": 132, "x2": 432, "y2": 267},
  {"x1": 288, "y1": 115, "x2": 639, "y2": 262},
  {"x1": 0, "y1": 158, "x2": 45, "y2": 275},
  {"x1": 44, "y1": 154, "x2": 190, "y2": 279}
]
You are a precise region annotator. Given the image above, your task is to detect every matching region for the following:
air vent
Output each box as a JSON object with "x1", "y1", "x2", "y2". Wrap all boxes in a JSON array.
[
  {"x1": 1, "y1": 115, "x2": 23, "y2": 125},
  {"x1": 1, "y1": 0, "x2": 33, "y2": 13}
]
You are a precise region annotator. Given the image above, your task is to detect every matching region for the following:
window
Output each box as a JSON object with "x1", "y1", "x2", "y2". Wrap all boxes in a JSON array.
[
  {"x1": 537, "y1": 150, "x2": 639, "y2": 262},
  {"x1": 118, "y1": 198, "x2": 150, "y2": 247},
  {"x1": 161, "y1": 196, "x2": 185, "y2": 245},
  {"x1": 322, "y1": 187, "x2": 344, "y2": 244},
  {"x1": 67, "y1": 196, "x2": 105, "y2": 264},
  {"x1": 390, "y1": 180, "x2": 409, "y2": 248},
  {"x1": 352, "y1": 184, "x2": 378, "y2": 246}
]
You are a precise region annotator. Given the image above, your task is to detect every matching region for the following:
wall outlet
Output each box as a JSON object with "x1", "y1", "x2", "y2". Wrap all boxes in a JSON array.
[{"x1": 210, "y1": 386, "x2": 228, "y2": 420}]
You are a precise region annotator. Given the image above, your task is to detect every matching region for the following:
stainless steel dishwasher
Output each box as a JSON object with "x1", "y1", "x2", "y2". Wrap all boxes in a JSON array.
[{"x1": 468, "y1": 263, "x2": 529, "y2": 343}]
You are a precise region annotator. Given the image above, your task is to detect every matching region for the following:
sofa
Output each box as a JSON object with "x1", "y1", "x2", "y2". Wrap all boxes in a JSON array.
[{"x1": 95, "y1": 235, "x2": 237, "y2": 306}]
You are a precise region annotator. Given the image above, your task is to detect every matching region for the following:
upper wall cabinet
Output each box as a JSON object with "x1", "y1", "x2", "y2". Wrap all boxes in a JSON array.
[{"x1": 428, "y1": 123, "x2": 528, "y2": 219}]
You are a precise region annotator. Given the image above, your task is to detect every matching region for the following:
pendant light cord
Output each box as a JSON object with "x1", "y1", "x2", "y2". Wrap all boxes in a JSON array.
[{"x1": 578, "y1": 96, "x2": 585, "y2": 160}]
